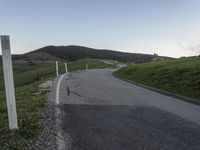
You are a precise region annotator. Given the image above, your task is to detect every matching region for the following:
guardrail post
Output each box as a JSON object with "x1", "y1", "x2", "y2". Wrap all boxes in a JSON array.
[
  {"x1": 56, "y1": 61, "x2": 59, "y2": 76},
  {"x1": 86, "y1": 64, "x2": 88, "y2": 70},
  {"x1": 65, "y1": 62, "x2": 68, "y2": 73}
]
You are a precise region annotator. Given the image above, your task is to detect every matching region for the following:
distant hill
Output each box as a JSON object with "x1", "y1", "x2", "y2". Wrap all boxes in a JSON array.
[
  {"x1": 0, "y1": 45, "x2": 172, "y2": 64},
  {"x1": 28, "y1": 45, "x2": 171, "y2": 62}
]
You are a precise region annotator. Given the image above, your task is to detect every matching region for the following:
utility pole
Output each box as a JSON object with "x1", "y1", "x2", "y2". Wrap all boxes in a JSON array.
[
  {"x1": 65, "y1": 62, "x2": 68, "y2": 73},
  {"x1": 56, "y1": 61, "x2": 59, "y2": 76},
  {"x1": 0, "y1": 35, "x2": 18, "y2": 129}
]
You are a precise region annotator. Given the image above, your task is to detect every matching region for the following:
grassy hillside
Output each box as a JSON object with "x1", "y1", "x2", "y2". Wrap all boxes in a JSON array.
[
  {"x1": 0, "y1": 59, "x2": 115, "y2": 149},
  {"x1": 25, "y1": 45, "x2": 171, "y2": 63},
  {"x1": 0, "y1": 63, "x2": 54, "y2": 90},
  {"x1": 115, "y1": 56, "x2": 200, "y2": 100}
]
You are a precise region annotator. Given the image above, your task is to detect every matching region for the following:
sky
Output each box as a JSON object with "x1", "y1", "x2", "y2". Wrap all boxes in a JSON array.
[{"x1": 0, "y1": 0, "x2": 200, "y2": 57}]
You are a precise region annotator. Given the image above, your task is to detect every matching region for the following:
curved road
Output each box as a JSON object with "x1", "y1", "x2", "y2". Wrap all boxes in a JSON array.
[{"x1": 56, "y1": 69, "x2": 200, "y2": 150}]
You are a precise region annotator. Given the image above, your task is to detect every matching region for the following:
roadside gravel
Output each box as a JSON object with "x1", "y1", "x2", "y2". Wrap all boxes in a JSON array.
[
  {"x1": 28, "y1": 102, "x2": 57, "y2": 150},
  {"x1": 26, "y1": 80, "x2": 57, "y2": 150}
]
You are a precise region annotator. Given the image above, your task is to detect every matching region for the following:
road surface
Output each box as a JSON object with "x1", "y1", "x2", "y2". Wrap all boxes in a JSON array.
[{"x1": 55, "y1": 69, "x2": 200, "y2": 150}]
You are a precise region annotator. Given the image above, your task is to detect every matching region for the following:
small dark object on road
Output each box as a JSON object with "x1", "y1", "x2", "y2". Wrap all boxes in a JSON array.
[{"x1": 67, "y1": 86, "x2": 70, "y2": 95}]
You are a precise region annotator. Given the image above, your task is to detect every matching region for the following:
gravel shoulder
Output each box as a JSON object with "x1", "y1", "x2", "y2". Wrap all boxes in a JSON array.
[{"x1": 28, "y1": 79, "x2": 59, "y2": 150}]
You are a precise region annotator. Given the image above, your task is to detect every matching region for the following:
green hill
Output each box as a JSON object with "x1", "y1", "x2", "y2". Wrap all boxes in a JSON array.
[
  {"x1": 25, "y1": 45, "x2": 171, "y2": 63},
  {"x1": 115, "y1": 56, "x2": 200, "y2": 100}
]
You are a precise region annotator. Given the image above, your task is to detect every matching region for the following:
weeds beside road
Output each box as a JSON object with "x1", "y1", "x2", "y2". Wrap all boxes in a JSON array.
[{"x1": 0, "y1": 82, "x2": 47, "y2": 150}]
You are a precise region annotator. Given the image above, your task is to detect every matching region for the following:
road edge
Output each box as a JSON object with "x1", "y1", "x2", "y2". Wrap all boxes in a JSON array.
[
  {"x1": 112, "y1": 72, "x2": 200, "y2": 106},
  {"x1": 53, "y1": 74, "x2": 69, "y2": 150}
]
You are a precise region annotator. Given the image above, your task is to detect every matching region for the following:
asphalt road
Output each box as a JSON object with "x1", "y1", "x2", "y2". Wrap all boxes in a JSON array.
[{"x1": 56, "y1": 69, "x2": 200, "y2": 150}]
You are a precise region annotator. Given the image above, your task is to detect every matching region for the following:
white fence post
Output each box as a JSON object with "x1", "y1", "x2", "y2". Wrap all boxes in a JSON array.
[
  {"x1": 65, "y1": 62, "x2": 68, "y2": 73},
  {"x1": 0, "y1": 35, "x2": 18, "y2": 129},
  {"x1": 86, "y1": 64, "x2": 88, "y2": 70},
  {"x1": 56, "y1": 61, "x2": 59, "y2": 76}
]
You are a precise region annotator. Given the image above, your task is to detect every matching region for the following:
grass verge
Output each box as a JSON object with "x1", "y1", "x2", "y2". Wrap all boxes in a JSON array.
[
  {"x1": 0, "y1": 81, "x2": 47, "y2": 150},
  {"x1": 115, "y1": 56, "x2": 200, "y2": 100}
]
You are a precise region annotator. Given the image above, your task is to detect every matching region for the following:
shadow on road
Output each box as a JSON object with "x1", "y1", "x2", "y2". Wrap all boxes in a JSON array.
[{"x1": 61, "y1": 104, "x2": 200, "y2": 150}]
